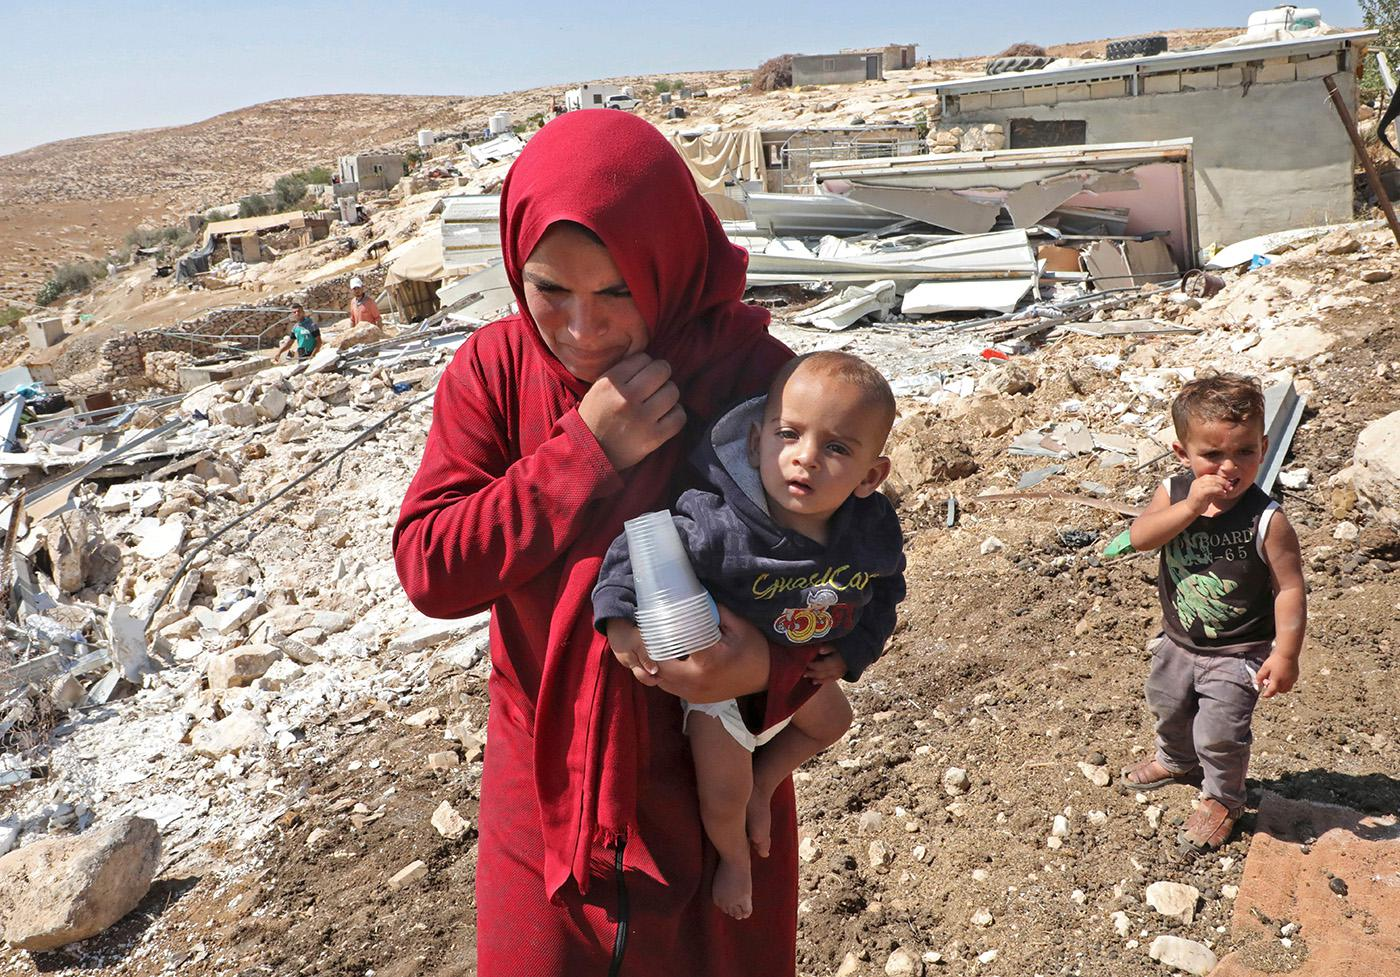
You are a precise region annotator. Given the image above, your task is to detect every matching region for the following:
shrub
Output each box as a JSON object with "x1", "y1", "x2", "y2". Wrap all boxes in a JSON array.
[
  {"x1": 294, "y1": 165, "x2": 332, "y2": 185},
  {"x1": 751, "y1": 54, "x2": 794, "y2": 92},
  {"x1": 994, "y1": 42, "x2": 1047, "y2": 58},
  {"x1": 238, "y1": 194, "x2": 273, "y2": 218},
  {"x1": 653, "y1": 79, "x2": 677, "y2": 93},
  {"x1": 273, "y1": 173, "x2": 310, "y2": 210},
  {"x1": 36, "y1": 259, "x2": 107, "y2": 305},
  {"x1": 0, "y1": 305, "x2": 23, "y2": 329}
]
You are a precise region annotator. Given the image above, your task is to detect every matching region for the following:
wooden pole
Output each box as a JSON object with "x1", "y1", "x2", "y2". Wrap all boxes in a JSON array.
[{"x1": 1323, "y1": 74, "x2": 1400, "y2": 247}]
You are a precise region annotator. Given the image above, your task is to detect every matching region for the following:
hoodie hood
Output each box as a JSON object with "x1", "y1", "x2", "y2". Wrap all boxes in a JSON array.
[{"x1": 691, "y1": 395, "x2": 857, "y2": 554}]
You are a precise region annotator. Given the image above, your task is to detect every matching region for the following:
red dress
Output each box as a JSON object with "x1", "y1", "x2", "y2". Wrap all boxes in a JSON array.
[{"x1": 393, "y1": 111, "x2": 811, "y2": 976}]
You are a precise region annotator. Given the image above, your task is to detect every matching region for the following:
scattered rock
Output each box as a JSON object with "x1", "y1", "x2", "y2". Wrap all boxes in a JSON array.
[
  {"x1": 0, "y1": 816, "x2": 160, "y2": 952},
  {"x1": 404, "y1": 707, "x2": 442, "y2": 727},
  {"x1": 206, "y1": 644, "x2": 282, "y2": 690},
  {"x1": 979, "y1": 536, "x2": 1005, "y2": 556},
  {"x1": 868, "y1": 840, "x2": 890, "y2": 868},
  {"x1": 885, "y1": 946, "x2": 921, "y2": 976},
  {"x1": 1360, "y1": 269, "x2": 1393, "y2": 284},
  {"x1": 1353, "y1": 409, "x2": 1400, "y2": 527},
  {"x1": 427, "y1": 750, "x2": 460, "y2": 771},
  {"x1": 191, "y1": 711, "x2": 270, "y2": 758},
  {"x1": 836, "y1": 952, "x2": 862, "y2": 977},
  {"x1": 1319, "y1": 229, "x2": 1361, "y2": 255},
  {"x1": 388, "y1": 859, "x2": 428, "y2": 890},
  {"x1": 1147, "y1": 934, "x2": 1217, "y2": 975},
  {"x1": 1111, "y1": 910, "x2": 1131, "y2": 938},
  {"x1": 1051, "y1": 814, "x2": 1071, "y2": 838},
  {"x1": 431, "y1": 801, "x2": 470, "y2": 840},
  {"x1": 1145, "y1": 880, "x2": 1200, "y2": 924},
  {"x1": 1334, "y1": 521, "x2": 1360, "y2": 542},
  {"x1": 1077, "y1": 761, "x2": 1111, "y2": 787},
  {"x1": 971, "y1": 908, "x2": 994, "y2": 927},
  {"x1": 942, "y1": 767, "x2": 969, "y2": 795},
  {"x1": 798, "y1": 836, "x2": 820, "y2": 863}
]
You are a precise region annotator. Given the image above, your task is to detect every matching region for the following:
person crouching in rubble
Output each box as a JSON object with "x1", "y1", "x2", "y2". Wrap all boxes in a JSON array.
[
  {"x1": 1120, "y1": 373, "x2": 1307, "y2": 853},
  {"x1": 273, "y1": 303, "x2": 322, "y2": 361},
  {"x1": 393, "y1": 110, "x2": 815, "y2": 975}
]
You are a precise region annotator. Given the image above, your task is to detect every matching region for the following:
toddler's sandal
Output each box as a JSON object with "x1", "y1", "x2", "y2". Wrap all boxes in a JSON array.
[
  {"x1": 1177, "y1": 798, "x2": 1243, "y2": 854},
  {"x1": 1117, "y1": 757, "x2": 1201, "y2": 793}
]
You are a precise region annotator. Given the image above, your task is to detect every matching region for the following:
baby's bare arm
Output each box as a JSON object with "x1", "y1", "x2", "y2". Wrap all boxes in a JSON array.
[{"x1": 1259, "y1": 511, "x2": 1306, "y2": 698}]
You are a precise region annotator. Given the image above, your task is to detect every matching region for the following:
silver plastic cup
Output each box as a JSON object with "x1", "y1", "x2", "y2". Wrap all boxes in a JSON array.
[{"x1": 624, "y1": 511, "x2": 721, "y2": 661}]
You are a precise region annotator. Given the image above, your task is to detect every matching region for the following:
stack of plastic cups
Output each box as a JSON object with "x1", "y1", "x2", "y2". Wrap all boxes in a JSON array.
[{"x1": 625, "y1": 510, "x2": 721, "y2": 661}]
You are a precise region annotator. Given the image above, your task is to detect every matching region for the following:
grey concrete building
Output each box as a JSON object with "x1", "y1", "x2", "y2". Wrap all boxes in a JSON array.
[
  {"x1": 793, "y1": 52, "x2": 883, "y2": 86},
  {"x1": 912, "y1": 31, "x2": 1376, "y2": 248},
  {"x1": 337, "y1": 153, "x2": 406, "y2": 193}
]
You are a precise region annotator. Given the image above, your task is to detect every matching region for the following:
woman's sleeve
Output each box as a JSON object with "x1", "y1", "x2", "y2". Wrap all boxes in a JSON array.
[{"x1": 393, "y1": 344, "x2": 624, "y2": 618}]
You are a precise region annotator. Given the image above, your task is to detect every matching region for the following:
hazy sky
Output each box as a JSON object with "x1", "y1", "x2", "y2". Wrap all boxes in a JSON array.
[{"x1": 0, "y1": 0, "x2": 1367, "y2": 156}]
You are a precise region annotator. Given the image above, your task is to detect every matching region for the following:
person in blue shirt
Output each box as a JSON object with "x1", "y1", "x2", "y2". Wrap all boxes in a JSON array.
[{"x1": 274, "y1": 303, "x2": 322, "y2": 361}]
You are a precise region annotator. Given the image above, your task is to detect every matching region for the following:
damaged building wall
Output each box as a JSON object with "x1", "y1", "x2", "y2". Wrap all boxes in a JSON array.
[{"x1": 931, "y1": 59, "x2": 1362, "y2": 247}]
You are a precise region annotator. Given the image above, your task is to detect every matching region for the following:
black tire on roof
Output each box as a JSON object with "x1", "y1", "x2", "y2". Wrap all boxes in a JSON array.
[
  {"x1": 1105, "y1": 35, "x2": 1168, "y2": 60},
  {"x1": 985, "y1": 55, "x2": 1056, "y2": 75}
]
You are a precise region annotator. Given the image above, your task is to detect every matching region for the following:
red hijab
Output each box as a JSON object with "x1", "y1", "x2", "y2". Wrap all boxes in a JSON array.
[{"x1": 501, "y1": 111, "x2": 776, "y2": 898}]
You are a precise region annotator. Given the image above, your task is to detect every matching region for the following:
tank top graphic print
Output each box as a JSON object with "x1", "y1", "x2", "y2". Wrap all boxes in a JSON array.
[{"x1": 1157, "y1": 473, "x2": 1279, "y2": 654}]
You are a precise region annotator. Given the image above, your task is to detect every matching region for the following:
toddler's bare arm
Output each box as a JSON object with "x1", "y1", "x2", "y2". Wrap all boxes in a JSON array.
[{"x1": 1258, "y1": 511, "x2": 1306, "y2": 698}]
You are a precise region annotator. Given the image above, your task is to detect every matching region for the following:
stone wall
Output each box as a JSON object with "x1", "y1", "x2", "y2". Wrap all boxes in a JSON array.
[{"x1": 98, "y1": 268, "x2": 389, "y2": 377}]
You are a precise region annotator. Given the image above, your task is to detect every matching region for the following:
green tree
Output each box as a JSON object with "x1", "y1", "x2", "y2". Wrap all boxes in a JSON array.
[{"x1": 1360, "y1": 0, "x2": 1400, "y2": 98}]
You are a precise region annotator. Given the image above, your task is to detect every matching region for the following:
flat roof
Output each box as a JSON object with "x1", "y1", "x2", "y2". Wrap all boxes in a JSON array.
[{"x1": 912, "y1": 30, "x2": 1377, "y2": 97}]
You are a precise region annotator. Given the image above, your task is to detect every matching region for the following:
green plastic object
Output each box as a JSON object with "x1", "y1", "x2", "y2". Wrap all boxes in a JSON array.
[{"x1": 1103, "y1": 529, "x2": 1136, "y2": 559}]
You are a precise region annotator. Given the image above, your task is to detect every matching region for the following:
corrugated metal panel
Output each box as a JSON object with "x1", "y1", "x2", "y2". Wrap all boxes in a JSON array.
[
  {"x1": 441, "y1": 195, "x2": 502, "y2": 273},
  {"x1": 912, "y1": 31, "x2": 1376, "y2": 97}
]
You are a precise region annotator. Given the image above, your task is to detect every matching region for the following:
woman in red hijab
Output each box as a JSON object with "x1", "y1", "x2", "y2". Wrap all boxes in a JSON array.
[{"x1": 393, "y1": 111, "x2": 815, "y2": 974}]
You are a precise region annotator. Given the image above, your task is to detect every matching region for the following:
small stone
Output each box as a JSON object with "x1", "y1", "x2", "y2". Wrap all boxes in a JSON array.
[
  {"x1": 1086, "y1": 811, "x2": 1109, "y2": 827},
  {"x1": 859, "y1": 810, "x2": 884, "y2": 833},
  {"x1": 971, "y1": 868, "x2": 988, "y2": 882},
  {"x1": 971, "y1": 907, "x2": 994, "y2": 927},
  {"x1": 306, "y1": 828, "x2": 328, "y2": 848},
  {"x1": 836, "y1": 952, "x2": 861, "y2": 977},
  {"x1": 912, "y1": 845, "x2": 928, "y2": 862},
  {"x1": 1278, "y1": 468, "x2": 1311, "y2": 490},
  {"x1": 388, "y1": 859, "x2": 428, "y2": 890},
  {"x1": 979, "y1": 536, "x2": 1005, "y2": 555},
  {"x1": 1070, "y1": 889, "x2": 1087, "y2": 905},
  {"x1": 404, "y1": 707, "x2": 442, "y2": 728},
  {"x1": 1361, "y1": 268, "x2": 1393, "y2": 284},
  {"x1": 922, "y1": 950, "x2": 943, "y2": 964},
  {"x1": 431, "y1": 801, "x2": 470, "y2": 839},
  {"x1": 798, "y1": 836, "x2": 820, "y2": 863},
  {"x1": 1078, "y1": 761, "x2": 1111, "y2": 787},
  {"x1": 1146, "y1": 805, "x2": 1163, "y2": 830},
  {"x1": 1148, "y1": 935, "x2": 1217, "y2": 976},
  {"x1": 1046, "y1": 836, "x2": 1063, "y2": 850},
  {"x1": 942, "y1": 767, "x2": 969, "y2": 796},
  {"x1": 1330, "y1": 876, "x2": 1349, "y2": 896},
  {"x1": 1146, "y1": 880, "x2": 1201, "y2": 924},
  {"x1": 427, "y1": 751, "x2": 461, "y2": 771},
  {"x1": 868, "y1": 840, "x2": 890, "y2": 868},
  {"x1": 1320, "y1": 229, "x2": 1361, "y2": 255},
  {"x1": 1111, "y1": 910, "x2": 1131, "y2": 937},
  {"x1": 1085, "y1": 751, "x2": 1107, "y2": 766},
  {"x1": 1051, "y1": 815, "x2": 1071, "y2": 838},
  {"x1": 1334, "y1": 521, "x2": 1360, "y2": 542},
  {"x1": 977, "y1": 949, "x2": 998, "y2": 964},
  {"x1": 1221, "y1": 884, "x2": 1239, "y2": 899},
  {"x1": 884, "y1": 946, "x2": 921, "y2": 976}
]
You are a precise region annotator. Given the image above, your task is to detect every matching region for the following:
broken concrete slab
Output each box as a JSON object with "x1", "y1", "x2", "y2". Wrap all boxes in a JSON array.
[
  {"x1": 1352, "y1": 408, "x2": 1400, "y2": 527},
  {"x1": 190, "y1": 595, "x2": 262, "y2": 635},
  {"x1": 106, "y1": 604, "x2": 153, "y2": 684},
  {"x1": 1017, "y1": 464, "x2": 1065, "y2": 490},
  {"x1": 0, "y1": 816, "x2": 160, "y2": 952}
]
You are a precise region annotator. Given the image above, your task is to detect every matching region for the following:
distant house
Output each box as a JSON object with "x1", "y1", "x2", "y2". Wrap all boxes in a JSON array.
[
  {"x1": 844, "y1": 43, "x2": 918, "y2": 71},
  {"x1": 792, "y1": 52, "x2": 883, "y2": 87},
  {"x1": 564, "y1": 84, "x2": 634, "y2": 111},
  {"x1": 913, "y1": 30, "x2": 1377, "y2": 245},
  {"x1": 337, "y1": 153, "x2": 406, "y2": 193}
]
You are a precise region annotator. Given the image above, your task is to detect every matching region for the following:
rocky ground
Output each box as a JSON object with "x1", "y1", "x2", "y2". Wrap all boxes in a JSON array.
[{"x1": 1, "y1": 220, "x2": 1397, "y2": 976}]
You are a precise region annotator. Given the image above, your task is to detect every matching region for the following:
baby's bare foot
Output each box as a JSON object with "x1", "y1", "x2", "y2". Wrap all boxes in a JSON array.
[
  {"x1": 713, "y1": 858, "x2": 752, "y2": 920},
  {"x1": 746, "y1": 792, "x2": 772, "y2": 858}
]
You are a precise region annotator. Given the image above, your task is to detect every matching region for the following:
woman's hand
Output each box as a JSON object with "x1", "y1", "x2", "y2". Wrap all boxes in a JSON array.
[
  {"x1": 606, "y1": 618, "x2": 661, "y2": 686},
  {"x1": 579, "y1": 353, "x2": 686, "y2": 471},
  {"x1": 652, "y1": 604, "x2": 770, "y2": 703}
]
